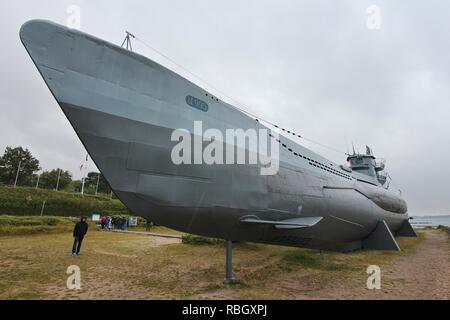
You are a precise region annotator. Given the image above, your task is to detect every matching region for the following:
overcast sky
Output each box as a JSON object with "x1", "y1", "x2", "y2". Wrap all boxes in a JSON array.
[{"x1": 0, "y1": 0, "x2": 449, "y2": 216}]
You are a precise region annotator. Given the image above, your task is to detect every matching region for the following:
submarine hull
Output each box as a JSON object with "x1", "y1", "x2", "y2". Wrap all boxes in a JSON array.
[{"x1": 20, "y1": 19, "x2": 411, "y2": 251}]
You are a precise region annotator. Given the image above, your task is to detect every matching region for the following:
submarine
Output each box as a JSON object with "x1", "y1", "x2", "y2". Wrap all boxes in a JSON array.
[{"x1": 20, "y1": 19, "x2": 416, "y2": 282}]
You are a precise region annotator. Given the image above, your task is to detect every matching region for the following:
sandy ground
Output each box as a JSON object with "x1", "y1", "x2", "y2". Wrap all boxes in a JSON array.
[
  {"x1": 0, "y1": 228, "x2": 448, "y2": 299},
  {"x1": 354, "y1": 230, "x2": 450, "y2": 299},
  {"x1": 292, "y1": 229, "x2": 450, "y2": 300}
]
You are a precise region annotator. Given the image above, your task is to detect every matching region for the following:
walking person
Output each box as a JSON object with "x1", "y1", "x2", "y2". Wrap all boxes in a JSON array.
[{"x1": 72, "y1": 216, "x2": 89, "y2": 256}]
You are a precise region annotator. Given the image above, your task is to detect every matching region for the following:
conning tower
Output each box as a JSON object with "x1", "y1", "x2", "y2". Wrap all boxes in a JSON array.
[{"x1": 347, "y1": 146, "x2": 387, "y2": 185}]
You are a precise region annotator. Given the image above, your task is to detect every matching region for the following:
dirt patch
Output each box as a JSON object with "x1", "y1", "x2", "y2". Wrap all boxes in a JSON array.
[
  {"x1": 353, "y1": 230, "x2": 450, "y2": 299},
  {"x1": 273, "y1": 229, "x2": 450, "y2": 300}
]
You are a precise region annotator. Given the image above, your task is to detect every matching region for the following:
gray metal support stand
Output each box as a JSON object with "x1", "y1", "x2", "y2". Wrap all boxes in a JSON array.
[{"x1": 223, "y1": 240, "x2": 239, "y2": 285}]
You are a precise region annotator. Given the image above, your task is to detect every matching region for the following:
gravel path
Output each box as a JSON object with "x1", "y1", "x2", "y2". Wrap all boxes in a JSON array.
[{"x1": 360, "y1": 229, "x2": 450, "y2": 299}]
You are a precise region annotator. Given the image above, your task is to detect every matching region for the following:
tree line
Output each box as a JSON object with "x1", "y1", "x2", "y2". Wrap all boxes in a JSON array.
[{"x1": 0, "y1": 146, "x2": 112, "y2": 195}]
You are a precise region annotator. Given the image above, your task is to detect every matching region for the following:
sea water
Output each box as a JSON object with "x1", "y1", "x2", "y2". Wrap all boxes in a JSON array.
[{"x1": 411, "y1": 215, "x2": 450, "y2": 228}]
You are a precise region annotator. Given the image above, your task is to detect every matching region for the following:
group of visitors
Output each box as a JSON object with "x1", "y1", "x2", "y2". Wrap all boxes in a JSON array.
[{"x1": 100, "y1": 215, "x2": 128, "y2": 231}]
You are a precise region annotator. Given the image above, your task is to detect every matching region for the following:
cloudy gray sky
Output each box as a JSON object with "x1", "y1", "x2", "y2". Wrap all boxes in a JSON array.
[{"x1": 0, "y1": 0, "x2": 449, "y2": 215}]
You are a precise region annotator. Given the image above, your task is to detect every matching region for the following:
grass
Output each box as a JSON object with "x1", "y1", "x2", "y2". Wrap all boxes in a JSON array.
[
  {"x1": 437, "y1": 225, "x2": 450, "y2": 241},
  {"x1": 0, "y1": 215, "x2": 179, "y2": 237},
  {"x1": 0, "y1": 186, "x2": 129, "y2": 216},
  {"x1": 0, "y1": 225, "x2": 431, "y2": 300},
  {"x1": 182, "y1": 234, "x2": 226, "y2": 245},
  {"x1": 0, "y1": 215, "x2": 83, "y2": 236}
]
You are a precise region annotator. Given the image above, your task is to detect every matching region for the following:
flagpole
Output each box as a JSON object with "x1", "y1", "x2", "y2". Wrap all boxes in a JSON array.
[
  {"x1": 81, "y1": 176, "x2": 85, "y2": 195},
  {"x1": 80, "y1": 154, "x2": 88, "y2": 195}
]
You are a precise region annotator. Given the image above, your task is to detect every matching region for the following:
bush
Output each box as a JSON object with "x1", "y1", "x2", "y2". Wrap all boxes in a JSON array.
[
  {"x1": 0, "y1": 186, "x2": 130, "y2": 217},
  {"x1": 437, "y1": 225, "x2": 450, "y2": 236},
  {"x1": 0, "y1": 215, "x2": 83, "y2": 236},
  {"x1": 0, "y1": 215, "x2": 77, "y2": 226},
  {"x1": 182, "y1": 234, "x2": 225, "y2": 245}
]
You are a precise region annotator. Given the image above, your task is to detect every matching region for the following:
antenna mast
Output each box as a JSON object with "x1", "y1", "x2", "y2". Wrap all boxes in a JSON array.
[{"x1": 121, "y1": 31, "x2": 135, "y2": 51}]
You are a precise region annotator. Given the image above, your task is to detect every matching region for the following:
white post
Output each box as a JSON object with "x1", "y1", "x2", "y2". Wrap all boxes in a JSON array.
[
  {"x1": 81, "y1": 177, "x2": 85, "y2": 195},
  {"x1": 13, "y1": 160, "x2": 22, "y2": 188},
  {"x1": 80, "y1": 154, "x2": 88, "y2": 195},
  {"x1": 55, "y1": 169, "x2": 61, "y2": 191},
  {"x1": 35, "y1": 172, "x2": 40, "y2": 189},
  {"x1": 95, "y1": 173, "x2": 100, "y2": 195},
  {"x1": 40, "y1": 200, "x2": 46, "y2": 216}
]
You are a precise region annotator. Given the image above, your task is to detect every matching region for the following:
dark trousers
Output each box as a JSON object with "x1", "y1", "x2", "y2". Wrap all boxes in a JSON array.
[{"x1": 72, "y1": 236, "x2": 84, "y2": 254}]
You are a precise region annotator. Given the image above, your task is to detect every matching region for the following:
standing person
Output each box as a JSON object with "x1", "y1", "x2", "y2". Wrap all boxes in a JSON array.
[
  {"x1": 120, "y1": 217, "x2": 125, "y2": 230},
  {"x1": 145, "y1": 220, "x2": 153, "y2": 232},
  {"x1": 72, "y1": 216, "x2": 89, "y2": 256},
  {"x1": 100, "y1": 216, "x2": 106, "y2": 229},
  {"x1": 117, "y1": 216, "x2": 122, "y2": 230},
  {"x1": 105, "y1": 216, "x2": 110, "y2": 230},
  {"x1": 109, "y1": 216, "x2": 114, "y2": 230}
]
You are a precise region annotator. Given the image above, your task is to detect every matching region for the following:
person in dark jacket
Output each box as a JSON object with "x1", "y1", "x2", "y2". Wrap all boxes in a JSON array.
[{"x1": 72, "y1": 216, "x2": 88, "y2": 256}]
